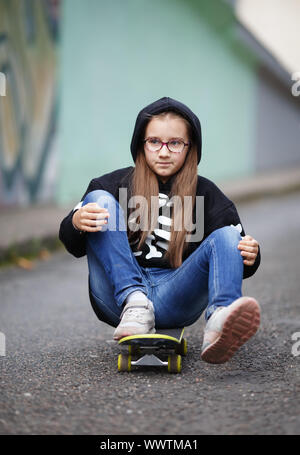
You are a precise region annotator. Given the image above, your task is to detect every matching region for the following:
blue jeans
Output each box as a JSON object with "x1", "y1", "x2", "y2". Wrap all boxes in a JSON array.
[{"x1": 84, "y1": 190, "x2": 244, "y2": 329}]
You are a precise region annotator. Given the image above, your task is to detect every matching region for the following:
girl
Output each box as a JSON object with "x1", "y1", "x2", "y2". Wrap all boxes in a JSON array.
[{"x1": 59, "y1": 97, "x2": 261, "y2": 364}]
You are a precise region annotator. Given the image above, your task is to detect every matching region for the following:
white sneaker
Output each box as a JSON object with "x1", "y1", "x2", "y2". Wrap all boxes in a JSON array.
[
  {"x1": 201, "y1": 296, "x2": 260, "y2": 364},
  {"x1": 113, "y1": 300, "x2": 155, "y2": 340}
]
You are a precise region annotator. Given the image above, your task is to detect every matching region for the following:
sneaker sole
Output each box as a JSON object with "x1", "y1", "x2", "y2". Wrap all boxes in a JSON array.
[
  {"x1": 201, "y1": 298, "x2": 260, "y2": 364},
  {"x1": 113, "y1": 327, "x2": 156, "y2": 340}
]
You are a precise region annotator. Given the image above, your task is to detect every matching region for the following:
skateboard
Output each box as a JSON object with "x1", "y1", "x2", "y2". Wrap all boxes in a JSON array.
[{"x1": 117, "y1": 328, "x2": 187, "y2": 373}]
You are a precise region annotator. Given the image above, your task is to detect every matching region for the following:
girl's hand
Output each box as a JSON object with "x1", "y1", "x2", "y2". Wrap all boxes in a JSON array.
[
  {"x1": 72, "y1": 202, "x2": 110, "y2": 232},
  {"x1": 238, "y1": 234, "x2": 259, "y2": 266}
]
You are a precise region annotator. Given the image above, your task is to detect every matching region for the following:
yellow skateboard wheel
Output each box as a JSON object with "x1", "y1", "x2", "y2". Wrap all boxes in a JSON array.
[
  {"x1": 118, "y1": 354, "x2": 131, "y2": 372},
  {"x1": 168, "y1": 354, "x2": 182, "y2": 373},
  {"x1": 176, "y1": 338, "x2": 187, "y2": 356}
]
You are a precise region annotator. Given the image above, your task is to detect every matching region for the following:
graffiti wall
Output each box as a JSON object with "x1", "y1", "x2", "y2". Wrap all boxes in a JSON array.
[{"x1": 0, "y1": 0, "x2": 59, "y2": 206}]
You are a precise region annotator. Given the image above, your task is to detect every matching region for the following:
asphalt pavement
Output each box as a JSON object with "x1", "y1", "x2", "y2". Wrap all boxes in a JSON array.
[{"x1": 0, "y1": 191, "x2": 300, "y2": 435}]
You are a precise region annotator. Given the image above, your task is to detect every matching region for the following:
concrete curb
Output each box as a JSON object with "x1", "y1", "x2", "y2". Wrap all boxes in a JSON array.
[
  {"x1": 218, "y1": 166, "x2": 300, "y2": 203},
  {"x1": 1, "y1": 166, "x2": 300, "y2": 264}
]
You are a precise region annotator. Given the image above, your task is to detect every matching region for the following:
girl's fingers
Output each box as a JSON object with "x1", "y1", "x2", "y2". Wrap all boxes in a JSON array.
[
  {"x1": 82, "y1": 218, "x2": 108, "y2": 227},
  {"x1": 238, "y1": 245, "x2": 258, "y2": 253},
  {"x1": 83, "y1": 204, "x2": 109, "y2": 213},
  {"x1": 239, "y1": 237, "x2": 258, "y2": 246},
  {"x1": 240, "y1": 251, "x2": 256, "y2": 259},
  {"x1": 85, "y1": 202, "x2": 106, "y2": 209},
  {"x1": 238, "y1": 239, "x2": 258, "y2": 249},
  {"x1": 240, "y1": 249, "x2": 257, "y2": 266},
  {"x1": 239, "y1": 238, "x2": 258, "y2": 245},
  {"x1": 239, "y1": 238, "x2": 257, "y2": 243},
  {"x1": 243, "y1": 259, "x2": 255, "y2": 266},
  {"x1": 96, "y1": 212, "x2": 110, "y2": 220},
  {"x1": 95, "y1": 219, "x2": 108, "y2": 226},
  {"x1": 83, "y1": 211, "x2": 109, "y2": 220},
  {"x1": 242, "y1": 235, "x2": 253, "y2": 241},
  {"x1": 80, "y1": 221, "x2": 108, "y2": 232}
]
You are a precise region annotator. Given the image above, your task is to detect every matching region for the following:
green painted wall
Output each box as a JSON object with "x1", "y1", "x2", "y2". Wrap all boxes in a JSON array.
[{"x1": 57, "y1": 0, "x2": 258, "y2": 205}]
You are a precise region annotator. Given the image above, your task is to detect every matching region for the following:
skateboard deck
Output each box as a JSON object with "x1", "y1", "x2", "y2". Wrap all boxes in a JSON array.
[{"x1": 117, "y1": 328, "x2": 187, "y2": 373}]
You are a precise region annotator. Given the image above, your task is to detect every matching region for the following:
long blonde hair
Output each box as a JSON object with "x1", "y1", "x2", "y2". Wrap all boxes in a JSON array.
[{"x1": 128, "y1": 111, "x2": 198, "y2": 268}]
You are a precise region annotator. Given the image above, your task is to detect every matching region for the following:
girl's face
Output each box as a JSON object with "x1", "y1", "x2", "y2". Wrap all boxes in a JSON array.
[{"x1": 143, "y1": 115, "x2": 190, "y2": 183}]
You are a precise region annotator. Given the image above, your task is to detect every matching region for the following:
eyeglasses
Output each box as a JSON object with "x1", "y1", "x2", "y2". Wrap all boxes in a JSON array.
[{"x1": 144, "y1": 137, "x2": 190, "y2": 154}]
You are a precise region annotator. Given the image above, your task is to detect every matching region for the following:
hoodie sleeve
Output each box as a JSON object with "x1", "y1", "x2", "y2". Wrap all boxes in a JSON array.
[
  {"x1": 59, "y1": 166, "x2": 134, "y2": 258},
  {"x1": 59, "y1": 179, "x2": 102, "y2": 258},
  {"x1": 203, "y1": 180, "x2": 261, "y2": 280}
]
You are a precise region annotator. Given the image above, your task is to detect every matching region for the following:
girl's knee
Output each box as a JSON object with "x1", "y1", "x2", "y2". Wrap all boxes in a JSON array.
[
  {"x1": 212, "y1": 225, "x2": 242, "y2": 244},
  {"x1": 83, "y1": 189, "x2": 118, "y2": 208},
  {"x1": 83, "y1": 190, "x2": 126, "y2": 231}
]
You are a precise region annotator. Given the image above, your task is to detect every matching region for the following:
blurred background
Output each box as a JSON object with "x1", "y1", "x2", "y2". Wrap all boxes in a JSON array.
[{"x1": 0, "y1": 0, "x2": 299, "y2": 208}]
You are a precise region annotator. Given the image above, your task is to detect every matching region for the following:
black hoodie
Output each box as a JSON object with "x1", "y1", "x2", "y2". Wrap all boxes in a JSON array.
[
  {"x1": 131, "y1": 97, "x2": 202, "y2": 164},
  {"x1": 59, "y1": 97, "x2": 260, "y2": 278}
]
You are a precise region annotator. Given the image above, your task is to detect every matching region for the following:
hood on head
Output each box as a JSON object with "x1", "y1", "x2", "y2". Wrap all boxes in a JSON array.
[{"x1": 130, "y1": 96, "x2": 202, "y2": 164}]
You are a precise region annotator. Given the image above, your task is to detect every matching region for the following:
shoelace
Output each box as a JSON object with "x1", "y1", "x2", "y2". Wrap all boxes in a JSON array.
[{"x1": 124, "y1": 308, "x2": 149, "y2": 322}]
